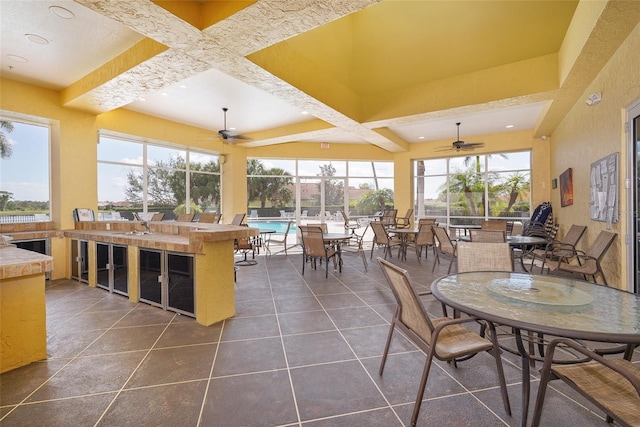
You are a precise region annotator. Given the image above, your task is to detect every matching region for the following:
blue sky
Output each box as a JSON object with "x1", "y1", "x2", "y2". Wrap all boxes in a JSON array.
[{"x1": 0, "y1": 121, "x2": 49, "y2": 202}]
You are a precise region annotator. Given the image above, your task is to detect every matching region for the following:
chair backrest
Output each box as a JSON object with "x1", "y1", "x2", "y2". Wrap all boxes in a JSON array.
[
  {"x1": 414, "y1": 222, "x2": 435, "y2": 245},
  {"x1": 418, "y1": 218, "x2": 437, "y2": 226},
  {"x1": 470, "y1": 229, "x2": 505, "y2": 242},
  {"x1": 249, "y1": 210, "x2": 258, "y2": 218},
  {"x1": 561, "y1": 224, "x2": 587, "y2": 247},
  {"x1": 300, "y1": 225, "x2": 327, "y2": 257},
  {"x1": 381, "y1": 209, "x2": 397, "y2": 226},
  {"x1": 234, "y1": 224, "x2": 252, "y2": 249},
  {"x1": 176, "y1": 213, "x2": 194, "y2": 222},
  {"x1": 481, "y1": 220, "x2": 507, "y2": 232},
  {"x1": 378, "y1": 258, "x2": 434, "y2": 341},
  {"x1": 400, "y1": 209, "x2": 413, "y2": 221},
  {"x1": 371, "y1": 221, "x2": 391, "y2": 245},
  {"x1": 281, "y1": 221, "x2": 293, "y2": 236},
  {"x1": 231, "y1": 213, "x2": 246, "y2": 225},
  {"x1": 198, "y1": 212, "x2": 219, "y2": 223},
  {"x1": 306, "y1": 222, "x2": 328, "y2": 233},
  {"x1": 432, "y1": 226, "x2": 455, "y2": 254},
  {"x1": 457, "y1": 242, "x2": 513, "y2": 273},
  {"x1": 151, "y1": 212, "x2": 165, "y2": 221},
  {"x1": 585, "y1": 230, "x2": 616, "y2": 260}
]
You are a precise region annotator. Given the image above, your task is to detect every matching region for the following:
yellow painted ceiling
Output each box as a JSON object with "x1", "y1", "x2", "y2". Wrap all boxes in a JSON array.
[{"x1": 261, "y1": 1, "x2": 578, "y2": 96}]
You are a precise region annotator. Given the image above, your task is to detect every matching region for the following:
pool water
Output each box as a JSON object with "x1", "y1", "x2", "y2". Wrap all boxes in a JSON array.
[{"x1": 247, "y1": 220, "x2": 296, "y2": 234}]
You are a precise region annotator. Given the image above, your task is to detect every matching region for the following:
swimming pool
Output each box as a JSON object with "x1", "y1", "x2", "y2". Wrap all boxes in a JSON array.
[{"x1": 246, "y1": 220, "x2": 296, "y2": 234}]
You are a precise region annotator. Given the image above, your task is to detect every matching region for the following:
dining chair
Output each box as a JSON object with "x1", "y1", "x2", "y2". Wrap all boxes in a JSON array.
[
  {"x1": 340, "y1": 223, "x2": 369, "y2": 271},
  {"x1": 266, "y1": 221, "x2": 294, "y2": 256},
  {"x1": 394, "y1": 208, "x2": 414, "y2": 228},
  {"x1": 547, "y1": 230, "x2": 616, "y2": 286},
  {"x1": 481, "y1": 220, "x2": 507, "y2": 232},
  {"x1": 234, "y1": 225, "x2": 257, "y2": 266},
  {"x1": 306, "y1": 222, "x2": 328, "y2": 233},
  {"x1": 176, "y1": 213, "x2": 194, "y2": 222},
  {"x1": 340, "y1": 210, "x2": 360, "y2": 233},
  {"x1": 532, "y1": 338, "x2": 640, "y2": 427},
  {"x1": 230, "y1": 213, "x2": 246, "y2": 225},
  {"x1": 431, "y1": 226, "x2": 458, "y2": 273},
  {"x1": 528, "y1": 224, "x2": 586, "y2": 273},
  {"x1": 377, "y1": 258, "x2": 511, "y2": 427},
  {"x1": 418, "y1": 218, "x2": 437, "y2": 226},
  {"x1": 197, "y1": 212, "x2": 220, "y2": 223},
  {"x1": 380, "y1": 209, "x2": 397, "y2": 227},
  {"x1": 405, "y1": 222, "x2": 438, "y2": 265},
  {"x1": 456, "y1": 242, "x2": 513, "y2": 273},
  {"x1": 370, "y1": 221, "x2": 402, "y2": 260},
  {"x1": 469, "y1": 229, "x2": 506, "y2": 242},
  {"x1": 300, "y1": 225, "x2": 337, "y2": 278}
]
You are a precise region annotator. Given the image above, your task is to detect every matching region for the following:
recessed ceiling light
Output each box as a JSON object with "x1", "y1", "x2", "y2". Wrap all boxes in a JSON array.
[
  {"x1": 161, "y1": 92, "x2": 168, "y2": 96},
  {"x1": 301, "y1": 111, "x2": 309, "y2": 115},
  {"x1": 418, "y1": 136, "x2": 425, "y2": 140},
  {"x1": 25, "y1": 34, "x2": 49, "y2": 45},
  {"x1": 7, "y1": 55, "x2": 28, "y2": 63},
  {"x1": 49, "y1": 6, "x2": 75, "y2": 19},
  {"x1": 179, "y1": 85, "x2": 187, "y2": 89},
  {"x1": 229, "y1": 127, "x2": 236, "y2": 130},
  {"x1": 138, "y1": 97, "x2": 146, "y2": 102},
  {"x1": 505, "y1": 124, "x2": 514, "y2": 129}
]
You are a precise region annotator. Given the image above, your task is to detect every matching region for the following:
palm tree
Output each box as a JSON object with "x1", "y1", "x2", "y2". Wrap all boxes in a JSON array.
[
  {"x1": 0, "y1": 120, "x2": 15, "y2": 159},
  {"x1": 499, "y1": 172, "x2": 531, "y2": 215}
]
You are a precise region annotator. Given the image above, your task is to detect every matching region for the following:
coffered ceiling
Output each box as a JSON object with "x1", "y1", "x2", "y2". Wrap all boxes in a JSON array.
[{"x1": 2, "y1": 0, "x2": 639, "y2": 152}]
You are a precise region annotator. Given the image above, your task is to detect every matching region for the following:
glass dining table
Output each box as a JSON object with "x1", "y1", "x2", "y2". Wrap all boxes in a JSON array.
[{"x1": 431, "y1": 271, "x2": 640, "y2": 427}]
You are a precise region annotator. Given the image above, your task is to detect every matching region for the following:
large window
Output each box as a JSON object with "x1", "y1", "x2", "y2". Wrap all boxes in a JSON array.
[
  {"x1": 0, "y1": 119, "x2": 50, "y2": 222},
  {"x1": 98, "y1": 134, "x2": 220, "y2": 220},
  {"x1": 414, "y1": 151, "x2": 531, "y2": 225},
  {"x1": 247, "y1": 158, "x2": 394, "y2": 220}
]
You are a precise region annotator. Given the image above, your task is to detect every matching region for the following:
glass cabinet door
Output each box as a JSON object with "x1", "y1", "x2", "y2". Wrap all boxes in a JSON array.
[
  {"x1": 112, "y1": 245, "x2": 128, "y2": 295},
  {"x1": 139, "y1": 249, "x2": 163, "y2": 306},
  {"x1": 167, "y1": 252, "x2": 194, "y2": 315},
  {"x1": 96, "y1": 243, "x2": 110, "y2": 291}
]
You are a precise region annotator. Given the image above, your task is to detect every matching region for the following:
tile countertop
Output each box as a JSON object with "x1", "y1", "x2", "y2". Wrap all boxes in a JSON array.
[
  {"x1": 0, "y1": 245, "x2": 54, "y2": 280},
  {"x1": 63, "y1": 222, "x2": 258, "y2": 254}
]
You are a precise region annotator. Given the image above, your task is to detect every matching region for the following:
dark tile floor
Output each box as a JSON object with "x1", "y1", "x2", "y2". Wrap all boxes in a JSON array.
[{"x1": 0, "y1": 245, "x2": 627, "y2": 426}]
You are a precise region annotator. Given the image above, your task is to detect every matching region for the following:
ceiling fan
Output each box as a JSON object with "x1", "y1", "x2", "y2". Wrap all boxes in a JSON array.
[
  {"x1": 437, "y1": 122, "x2": 484, "y2": 151},
  {"x1": 218, "y1": 107, "x2": 250, "y2": 143}
]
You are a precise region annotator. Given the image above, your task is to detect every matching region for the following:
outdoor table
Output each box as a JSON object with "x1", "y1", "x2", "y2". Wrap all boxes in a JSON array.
[
  {"x1": 387, "y1": 227, "x2": 419, "y2": 260},
  {"x1": 431, "y1": 271, "x2": 640, "y2": 427},
  {"x1": 323, "y1": 233, "x2": 353, "y2": 271}
]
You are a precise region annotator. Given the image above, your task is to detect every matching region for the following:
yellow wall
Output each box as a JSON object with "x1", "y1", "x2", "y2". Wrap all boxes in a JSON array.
[
  {"x1": 1, "y1": 13, "x2": 638, "y2": 288},
  {"x1": 549, "y1": 22, "x2": 640, "y2": 290}
]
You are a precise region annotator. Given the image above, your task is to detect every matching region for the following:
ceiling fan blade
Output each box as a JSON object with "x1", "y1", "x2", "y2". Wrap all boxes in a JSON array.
[{"x1": 461, "y1": 142, "x2": 484, "y2": 149}]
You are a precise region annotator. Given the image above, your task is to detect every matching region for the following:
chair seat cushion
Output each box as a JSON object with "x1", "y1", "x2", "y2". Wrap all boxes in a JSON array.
[{"x1": 552, "y1": 359, "x2": 640, "y2": 426}]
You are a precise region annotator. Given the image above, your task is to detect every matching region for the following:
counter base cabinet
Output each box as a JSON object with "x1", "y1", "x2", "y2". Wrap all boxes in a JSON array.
[
  {"x1": 139, "y1": 249, "x2": 194, "y2": 317},
  {"x1": 96, "y1": 243, "x2": 128, "y2": 296},
  {"x1": 0, "y1": 273, "x2": 47, "y2": 373}
]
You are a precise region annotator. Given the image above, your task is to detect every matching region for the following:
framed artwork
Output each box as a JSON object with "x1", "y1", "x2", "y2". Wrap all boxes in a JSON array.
[
  {"x1": 590, "y1": 152, "x2": 619, "y2": 225},
  {"x1": 560, "y1": 168, "x2": 573, "y2": 207},
  {"x1": 551, "y1": 179, "x2": 558, "y2": 189}
]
